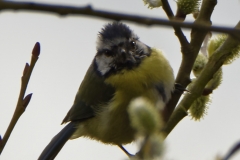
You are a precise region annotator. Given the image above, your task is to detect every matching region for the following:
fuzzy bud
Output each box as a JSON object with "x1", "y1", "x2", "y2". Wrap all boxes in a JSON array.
[
  {"x1": 189, "y1": 94, "x2": 211, "y2": 120},
  {"x1": 176, "y1": 0, "x2": 200, "y2": 15},
  {"x1": 128, "y1": 97, "x2": 162, "y2": 135},
  {"x1": 142, "y1": 0, "x2": 162, "y2": 9},
  {"x1": 188, "y1": 79, "x2": 211, "y2": 120},
  {"x1": 193, "y1": 51, "x2": 223, "y2": 91},
  {"x1": 208, "y1": 34, "x2": 227, "y2": 57},
  {"x1": 192, "y1": 53, "x2": 208, "y2": 77},
  {"x1": 132, "y1": 134, "x2": 164, "y2": 160},
  {"x1": 224, "y1": 44, "x2": 240, "y2": 65},
  {"x1": 208, "y1": 34, "x2": 240, "y2": 64}
]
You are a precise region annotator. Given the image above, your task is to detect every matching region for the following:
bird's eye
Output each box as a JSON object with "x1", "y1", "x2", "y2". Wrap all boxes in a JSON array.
[
  {"x1": 130, "y1": 41, "x2": 136, "y2": 48},
  {"x1": 104, "y1": 50, "x2": 112, "y2": 57}
]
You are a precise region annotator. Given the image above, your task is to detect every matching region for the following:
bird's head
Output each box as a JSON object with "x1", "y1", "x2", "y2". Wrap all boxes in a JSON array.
[{"x1": 94, "y1": 22, "x2": 151, "y2": 77}]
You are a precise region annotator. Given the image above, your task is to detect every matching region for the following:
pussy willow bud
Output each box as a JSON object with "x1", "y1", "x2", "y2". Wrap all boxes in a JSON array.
[
  {"x1": 187, "y1": 79, "x2": 211, "y2": 120},
  {"x1": 128, "y1": 97, "x2": 162, "y2": 134},
  {"x1": 192, "y1": 53, "x2": 208, "y2": 77},
  {"x1": 208, "y1": 34, "x2": 227, "y2": 57},
  {"x1": 193, "y1": 53, "x2": 222, "y2": 90},
  {"x1": 224, "y1": 44, "x2": 240, "y2": 65},
  {"x1": 208, "y1": 34, "x2": 240, "y2": 64},
  {"x1": 133, "y1": 134, "x2": 164, "y2": 160},
  {"x1": 142, "y1": 0, "x2": 162, "y2": 9},
  {"x1": 189, "y1": 94, "x2": 211, "y2": 121},
  {"x1": 176, "y1": 0, "x2": 200, "y2": 15}
]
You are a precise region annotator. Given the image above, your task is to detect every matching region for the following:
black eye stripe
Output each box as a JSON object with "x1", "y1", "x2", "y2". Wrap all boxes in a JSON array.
[
  {"x1": 119, "y1": 42, "x2": 124, "y2": 47},
  {"x1": 99, "y1": 40, "x2": 138, "y2": 58},
  {"x1": 104, "y1": 50, "x2": 112, "y2": 56}
]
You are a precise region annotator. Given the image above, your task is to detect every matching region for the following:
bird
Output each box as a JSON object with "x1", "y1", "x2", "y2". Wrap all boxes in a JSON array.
[{"x1": 38, "y1": 22, "x2": 175, "y2": 160}]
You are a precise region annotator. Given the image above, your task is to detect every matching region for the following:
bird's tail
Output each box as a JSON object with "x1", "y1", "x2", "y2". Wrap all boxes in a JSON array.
[{"x1": 38, "y1": 122, "x2": 77, "y2": 160}]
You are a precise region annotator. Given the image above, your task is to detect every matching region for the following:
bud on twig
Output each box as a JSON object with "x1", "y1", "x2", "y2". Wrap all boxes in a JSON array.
[
  {"x1": 187, "y1": 78, "x2": 212, "y2": 120},
  {"x1": 208, "y1": 34, "x2": 240, "y2": 65},
  {"x1": 176, "y1": 0, "x2": 200, "y2": 15},
  {"x1": 32, "y1": 42, "x2": 40, "y2": 58},
  {"x1": 192, "y1": 53, "x2": 208, "y2": 77},
  {"x1": 22, "y1": 93, "x2": 33, "y2": 108},
  {"x1": 142, "y1": 0, "x2": 162, "y2": 9},
  {"x1": 23, "y1": 63, "x2": 30, "y2": 76},
  {"x1": 128, "y1": 97, "x2": 162, "y2": 134}
]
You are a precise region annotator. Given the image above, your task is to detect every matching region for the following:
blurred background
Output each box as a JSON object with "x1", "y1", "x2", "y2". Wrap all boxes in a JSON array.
[{"x1": 0, "y1": 0, "x2": 240, "y2": 159}]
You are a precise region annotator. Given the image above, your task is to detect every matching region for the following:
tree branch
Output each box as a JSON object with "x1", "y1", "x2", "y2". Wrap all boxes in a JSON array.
[
  {"x1": 163, "y1": 21, "x2": 240, "y2": 137},
  {"x1": 0, "y1": 1, "x2": 239, "y2": 35},
  {"x1": 162, "y1": 0, "x2": 217, "y2": 122}
]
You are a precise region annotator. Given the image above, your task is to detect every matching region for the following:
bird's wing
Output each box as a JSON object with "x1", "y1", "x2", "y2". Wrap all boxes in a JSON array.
[
  {"x1": 62, "y1": 61, "x2": 115, "y2": 123},
  {"x1": 155, "y1": 83, "x2": 167, "y2": 102}
]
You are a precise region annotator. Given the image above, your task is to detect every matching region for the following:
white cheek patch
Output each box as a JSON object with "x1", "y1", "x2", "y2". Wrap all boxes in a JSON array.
[{"x1": 95, "y1": 54, "x2": 113, "y2": 75}]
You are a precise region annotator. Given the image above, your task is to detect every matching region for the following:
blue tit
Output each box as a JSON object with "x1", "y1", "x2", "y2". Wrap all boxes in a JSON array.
[{"x1": 38, "y1": 22, "x2": 175, "y2": 160}]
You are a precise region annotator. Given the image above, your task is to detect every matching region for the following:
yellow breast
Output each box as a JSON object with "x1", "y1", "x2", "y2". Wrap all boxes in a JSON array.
[{"x1": 105, "y1": 48, "x2": 174, "y2": 101}]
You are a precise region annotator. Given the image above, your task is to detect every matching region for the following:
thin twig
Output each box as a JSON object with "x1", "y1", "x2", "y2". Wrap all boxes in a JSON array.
[
  {"x1": 161, "y1": 0, "x2": 190, "y2": 123},
  {"x1": 0, "y1": 42, "x2": 40, "y2": 154},
  {"x1": 161, "y1": 0, "x2": 189, "y2": 47},
  {"x1": 223, "y1": 141, "x2": 240, "y2": 160}
]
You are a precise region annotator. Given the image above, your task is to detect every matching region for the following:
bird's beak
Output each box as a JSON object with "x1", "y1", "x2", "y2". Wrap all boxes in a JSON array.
[{"x1": 117, "y1": 48, "x2": 136, "y2": 65}]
